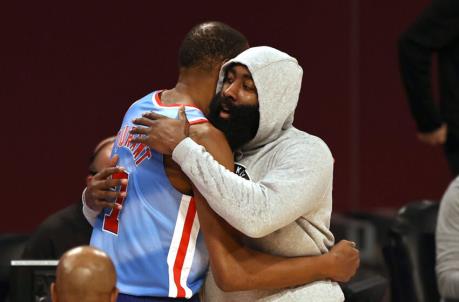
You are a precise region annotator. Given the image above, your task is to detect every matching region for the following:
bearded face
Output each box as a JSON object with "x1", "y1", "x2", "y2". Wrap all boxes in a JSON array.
[{"x1": 207, "y1": 91, "x2": 260, "y2": 151}]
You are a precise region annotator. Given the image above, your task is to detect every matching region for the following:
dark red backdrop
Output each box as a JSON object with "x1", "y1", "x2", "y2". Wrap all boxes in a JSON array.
[{"x1": 1, "y1": 0, "x2": 452, "y2": 232}]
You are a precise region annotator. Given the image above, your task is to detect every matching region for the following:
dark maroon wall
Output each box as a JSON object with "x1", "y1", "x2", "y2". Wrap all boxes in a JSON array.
[{"x1": 1, "y1": 0, "x2": 452, "y2": 232}]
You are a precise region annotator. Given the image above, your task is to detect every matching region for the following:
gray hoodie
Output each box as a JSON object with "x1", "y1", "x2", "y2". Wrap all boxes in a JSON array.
[
  {"x1": 172, "y1": 47, "x2": 344, "y2": 301},
  {"x1": 436, "y1": 176, "x2": 459, "y2": 299}
]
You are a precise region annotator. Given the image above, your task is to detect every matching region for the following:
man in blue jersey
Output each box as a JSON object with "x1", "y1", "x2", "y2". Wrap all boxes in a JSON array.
[{"x1": 84, "y1": 22, "x2": 359, "y2": 302}]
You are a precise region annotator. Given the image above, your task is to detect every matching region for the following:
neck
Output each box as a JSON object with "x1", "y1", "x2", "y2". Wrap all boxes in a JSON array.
[{"x1": 161, "y1": 67, "x2": 220, "y2": 114}]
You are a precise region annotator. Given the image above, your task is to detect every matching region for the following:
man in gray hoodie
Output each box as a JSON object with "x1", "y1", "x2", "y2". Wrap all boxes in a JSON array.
[
  {"x1": 436, "y1": 176, "x2": 459, "y2": 299},
  {"x1": 132, "y1": 46, "x2": 346, "y2": 301}
]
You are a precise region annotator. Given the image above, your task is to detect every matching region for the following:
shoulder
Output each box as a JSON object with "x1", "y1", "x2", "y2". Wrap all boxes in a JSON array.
[
  {"x1": 127, "y1": 91, "x2": 156, "y2": 110},
  {"x1": 275, "y1": 129, "x2": 333, "y2": 164},
  {"x1": 441, "y1": 176, "x2": 459, "y2": 212},
  {"x1": 35, "y1": 203, "x2": 89, "y2": 234},
  {"x1": 437, "y1": 177, "x2": 459, "y2": 239},
  {"x1": 189, "y1": 122, "x2": 228, "y2": 145}
]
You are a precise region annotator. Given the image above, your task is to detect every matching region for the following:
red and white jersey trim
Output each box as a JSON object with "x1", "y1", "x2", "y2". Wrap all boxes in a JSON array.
[
  {"x1": 151, "y1": 91, "x2": 208, "y2": 125},
  {"x1": 166, "y1": 195, "x2": 200, "y2": 298}
]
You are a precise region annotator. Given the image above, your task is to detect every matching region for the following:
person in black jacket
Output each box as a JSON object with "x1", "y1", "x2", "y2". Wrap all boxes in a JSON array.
[
  {"x1": 21, "y1": 137, "x2": 115, "y2": 259},
  {"x1": 398, "y1": 0, "x2": 459, "y2": 175}
]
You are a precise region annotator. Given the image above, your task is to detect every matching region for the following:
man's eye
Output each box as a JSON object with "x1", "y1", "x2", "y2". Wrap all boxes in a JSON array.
[{"x1": 244, "y1": 84, "x2": 255, "y2": 91}]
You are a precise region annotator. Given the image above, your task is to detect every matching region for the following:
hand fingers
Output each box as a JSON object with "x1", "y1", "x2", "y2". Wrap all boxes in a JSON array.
[
  {"x1": 130, "y1": 126, "x2": 149, "y2": 135},
  {"x1": 95, "y1": 200, "x2": 122, "y2": 210},
  {"x1": 338, "y1": 239, "x2": 353, "y2": 246},
  {"x1": 95, "y1": 189, "x2": 126, "y2": 201},
  {"x1": 180, "y1": 106, "x2": 190, "y2": 136},
  {"x1": 178, "y1": 105, "x2": 188, "y2": 121},
  {"x1": 132, "y1": 117, "x2": 155, "y2": 127},
  {"x1": 88, "y1": 181, "x2": 126, "y2": 200},
  {"x1": 142, "y1": 111, "x2": 167, "y2": 120},
  {"x1": 96, "y1": 178, "x2": 126, "y2": 189},
  {"x1": 130, "y1": 136, "x2": 147, "y2": 145},
  {"x1": 94, "y1": 167, "x2": 126, "y2": 180}
]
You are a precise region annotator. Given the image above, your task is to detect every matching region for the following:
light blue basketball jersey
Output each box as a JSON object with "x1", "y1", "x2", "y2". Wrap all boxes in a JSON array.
[{"x1": 91, "y1": 90, "x2": 209, "y2": 298}]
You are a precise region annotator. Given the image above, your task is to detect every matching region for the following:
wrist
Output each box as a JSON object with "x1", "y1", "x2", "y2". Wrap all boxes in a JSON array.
[
  {"x1": 170, "y1": 135, "x2": 187, "y2": 153},
  {"x1": 82, "y1": 187, "x2": 99, "y2": 212},
  {"x1": 172, "y1": 137, "x2": 197, "y2": 164},
  {"x1": 319, "y1": 252, "x2": 334, "y2": 280}
]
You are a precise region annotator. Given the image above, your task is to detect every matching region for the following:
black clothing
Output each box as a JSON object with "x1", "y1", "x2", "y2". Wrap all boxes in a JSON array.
[
  {"x1": 398, "y1": 0, "x2": 459, "y2": 175},
  {"x1": 21, "y1": 202, "x2": 92, "y2": 259}
]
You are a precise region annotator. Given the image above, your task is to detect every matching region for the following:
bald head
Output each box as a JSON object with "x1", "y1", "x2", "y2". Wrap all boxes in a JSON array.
[
  {"x1": 51, "y1": 246, "x2": 118, "y2": 302},
  {"x1": 88, "y1": 136, "x2": 116, "y2": 176}
]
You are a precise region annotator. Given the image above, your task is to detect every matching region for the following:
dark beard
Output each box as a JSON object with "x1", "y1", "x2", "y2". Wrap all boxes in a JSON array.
[{"x1": 207, "y1": 92, "x2": 260, "y2": 151}]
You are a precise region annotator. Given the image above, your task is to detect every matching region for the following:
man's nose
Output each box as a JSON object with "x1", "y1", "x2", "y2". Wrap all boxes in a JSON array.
[{"x1": 223, "y1": 82, "x2": 238, "y2": 100}]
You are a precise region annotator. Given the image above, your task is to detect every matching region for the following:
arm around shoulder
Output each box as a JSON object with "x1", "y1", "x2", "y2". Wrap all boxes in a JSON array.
[{"x1": 192, "y1": 189, "x2": 358, "y2": 292}]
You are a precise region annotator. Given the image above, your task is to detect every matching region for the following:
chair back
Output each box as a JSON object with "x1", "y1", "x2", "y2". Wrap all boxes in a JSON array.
[
  {"x1": 0, "y1": 234, "x2": 29, "y2": 302},
  {"x1": 383, "y1": 200, "x2": 440, "y2": 302}
]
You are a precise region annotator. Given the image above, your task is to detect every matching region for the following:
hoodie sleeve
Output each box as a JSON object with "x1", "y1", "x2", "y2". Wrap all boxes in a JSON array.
[
  {"x1": 173, "y1": 136, "x2": 333, "y2": 238},
  {"x1": 436, "y1": 176, "x2": 459, "y2": 299}
]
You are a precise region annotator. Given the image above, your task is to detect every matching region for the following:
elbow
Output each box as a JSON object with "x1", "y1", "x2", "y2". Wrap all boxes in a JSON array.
[
  {"x1": 244, "y1": 228, "x2": 270, "y2": 239},
  {"x1": 212, "y1": 267, "x2": 246, "y2": 292},
  {"x1": 213, "y1": 274, "x2": 239, "y2": 292},
  {"x1": 210, "y1": 252, "x2": 253, "y2": 292},
  {"x1": 236, "y1": 223, "x2": 272, "y2": 239}
]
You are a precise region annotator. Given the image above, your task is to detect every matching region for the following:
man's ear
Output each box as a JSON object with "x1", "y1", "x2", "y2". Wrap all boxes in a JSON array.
[
  {"x1": 50, "y1": 282, "x2": 58, "y2": 302},
  {"x1": 86, "y1": 175, "x2": 93, "y2": 186},
  {"x1": 110, "y1": 287, "x2": 119, "y2": 302}
]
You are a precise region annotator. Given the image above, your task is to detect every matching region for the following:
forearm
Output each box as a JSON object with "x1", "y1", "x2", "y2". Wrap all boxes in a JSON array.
[
  {"x1": 194, "y1": 192, "x2": 330, "y2": 291},
  {"x1": 233, "y1": 249, "x2": 329, "y2": 291},
  {"x1": 398, "y1": 34, "x2": 441, "y2": 132}
]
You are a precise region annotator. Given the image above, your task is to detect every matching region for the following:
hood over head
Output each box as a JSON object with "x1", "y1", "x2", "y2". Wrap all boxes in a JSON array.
[{"x1": 216, "y1": 46, "x2": 303, "y2": 151}]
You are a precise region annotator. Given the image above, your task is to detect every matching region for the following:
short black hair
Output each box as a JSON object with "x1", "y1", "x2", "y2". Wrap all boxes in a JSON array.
[{"x1": 178, "y1": 21, "x2": 248, "y2": 71}]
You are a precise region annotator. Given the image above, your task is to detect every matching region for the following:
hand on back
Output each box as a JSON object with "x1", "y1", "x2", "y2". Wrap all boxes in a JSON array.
[{"x1": 131, "y1": 106, "x2": 190, "y2": 155}]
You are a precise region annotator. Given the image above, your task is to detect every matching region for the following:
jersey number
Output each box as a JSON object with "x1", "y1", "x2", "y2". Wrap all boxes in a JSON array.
[{"x1": 102, "y1": 171, "x2": 129, "y2": 235}]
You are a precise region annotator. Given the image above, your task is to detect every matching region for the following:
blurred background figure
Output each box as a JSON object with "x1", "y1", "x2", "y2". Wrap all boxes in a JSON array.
[
  {"x1": 436, "y1": 176, "x2": 459, "y2": 300},
  {"x1": 398, "y1": 0, "x2": 459, "y2": 175},
  {"x1": 21, "y1": 136, "x2": 115, "y2": 259},
  {"x1": 50, "y1": 246, "x2": 118, "y2": 302}
]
